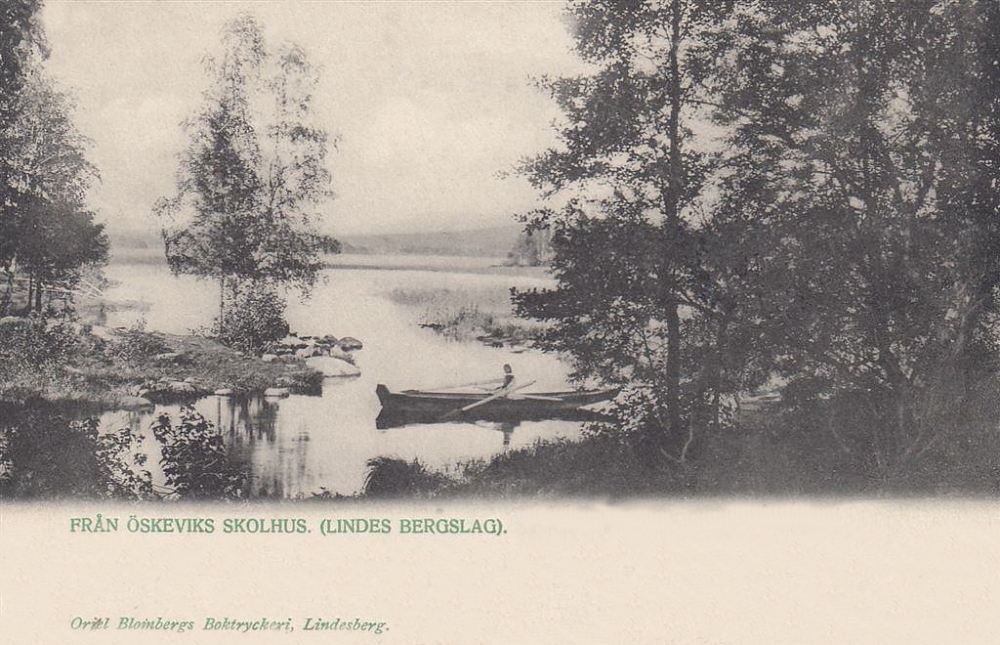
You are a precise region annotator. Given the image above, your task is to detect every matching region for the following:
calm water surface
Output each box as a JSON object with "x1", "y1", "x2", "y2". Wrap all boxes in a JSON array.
[{"x1": 98, "y1": 256, "x2": 582, "y2": 498}]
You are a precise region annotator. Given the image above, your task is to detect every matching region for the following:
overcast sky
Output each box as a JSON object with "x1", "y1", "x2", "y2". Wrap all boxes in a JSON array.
[{"x1": 41, "y1": 1, "x2": 584, "y2": 236}]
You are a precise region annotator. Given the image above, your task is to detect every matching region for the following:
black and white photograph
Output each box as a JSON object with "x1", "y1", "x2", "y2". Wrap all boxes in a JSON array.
[{"x1": 1, "y1": 0, "x2": 998, "y2": 643}]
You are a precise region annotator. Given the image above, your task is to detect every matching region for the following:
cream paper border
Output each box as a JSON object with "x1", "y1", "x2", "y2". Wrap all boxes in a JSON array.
[{"x1": 3, "y1": 500, "x2": 1000, "y2": 644}]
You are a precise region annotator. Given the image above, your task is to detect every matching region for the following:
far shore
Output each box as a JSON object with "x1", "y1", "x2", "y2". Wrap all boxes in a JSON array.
[{"x1": 109, "y1": 248, "x2": 552, "y2": 277}]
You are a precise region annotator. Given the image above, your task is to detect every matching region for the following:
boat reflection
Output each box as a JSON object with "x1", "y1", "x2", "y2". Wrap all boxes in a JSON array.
[
  {"x1": 375, "y1": 407, "x2": 608, "y2": 430},
  {"x1": 377, "y1": 417, "x2": 522, "y2": 449}
]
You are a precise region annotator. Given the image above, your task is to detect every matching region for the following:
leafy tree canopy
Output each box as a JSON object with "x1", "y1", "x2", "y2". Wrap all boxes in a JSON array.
[{"x1": 156, "y1": 13, "x2": 339, "y2": 307}]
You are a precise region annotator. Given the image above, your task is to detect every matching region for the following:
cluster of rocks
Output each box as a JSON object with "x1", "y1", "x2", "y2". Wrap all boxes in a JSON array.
[
  {"x1": 258, "y1": 333, "x2": 363, "y2": 381},
  {"x1": 105, "y1": 331, "x2": 365, "y2": 408},
  {"x1": 473, "y1": 331, "x2": 535, "y2": 352},
  {"x1": 260, "y1": 333, "x2": 363, "y2": 363}
]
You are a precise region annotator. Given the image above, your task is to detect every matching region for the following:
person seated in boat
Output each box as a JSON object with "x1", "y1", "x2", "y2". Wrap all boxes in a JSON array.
[
  {"x1": 456, "y1": 365, "x2": 517, "y2": 392},
  {"x1": 471, "y1": 364, "x2": 517, "y2": 392},
  {"x1": 498, "y1": 364, "x2": 515, "y2": 391}
]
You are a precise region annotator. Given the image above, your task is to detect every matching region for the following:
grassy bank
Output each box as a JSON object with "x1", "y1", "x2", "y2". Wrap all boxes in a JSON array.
[
  {"x1": 0, "y1": 318, "x2": 322, "y2": 409},
  {"x1": 386, "y1": 286, "x2": 548, "y2": 347},
  {"x1": 86, "y1": 331, "x2": 323, "y2": 399}
]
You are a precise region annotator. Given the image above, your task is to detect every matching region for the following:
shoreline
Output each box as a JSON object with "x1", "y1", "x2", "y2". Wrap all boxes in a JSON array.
[{"x1": 0, "y1": 324, "x2": 326, "y2": 413}]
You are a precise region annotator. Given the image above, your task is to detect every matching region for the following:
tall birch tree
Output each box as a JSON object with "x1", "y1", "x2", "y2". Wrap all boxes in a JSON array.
[{"x1": 156, "y1": 13, "x2": 338, "y2": 326}]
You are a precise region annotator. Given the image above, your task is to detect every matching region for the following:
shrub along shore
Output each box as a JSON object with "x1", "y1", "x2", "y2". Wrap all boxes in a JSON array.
[{"x1": 386, "y1": 286, "x2": 547, "y2": 349}]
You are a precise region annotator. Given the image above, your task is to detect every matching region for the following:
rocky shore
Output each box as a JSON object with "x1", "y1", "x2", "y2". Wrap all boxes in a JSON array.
[
  {"x1": 1, "y1": 317, "x2": 364, "y2": 411},
  {"x1": 120, "y1": 331, "x2": 365, "y2": 407}
]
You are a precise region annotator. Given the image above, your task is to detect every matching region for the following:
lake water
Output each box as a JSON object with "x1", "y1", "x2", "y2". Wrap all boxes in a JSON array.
[{"x1": 97, "y1": 256, "x2": 583, "y2": 499}]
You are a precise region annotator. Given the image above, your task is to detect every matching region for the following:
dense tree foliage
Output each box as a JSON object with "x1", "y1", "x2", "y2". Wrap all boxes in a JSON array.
[
  {"x1": 1, "y1": 1, "x2": 106, "y2": 314},
  {"x1": 706, "y1": 0, "x2": 1000, "y2": 479},
  {"x1": 514, "y1": 0, "x2": 733, "y2": 461},
  {"x1": 0, "y1": 0, "x2": 45, "y2": 238},
  {"x1": 156, "y1": 13, "x2": 339, "y2": 332},
  {"x1": 517, "y1": 0, "x2": 999, "y2": 480},
  {"x1": 5, "y1": 79, "x2": 107, "y2": 311}
]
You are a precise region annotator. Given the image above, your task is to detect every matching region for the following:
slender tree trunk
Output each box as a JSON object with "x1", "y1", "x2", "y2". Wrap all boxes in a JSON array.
[
  {"x1": 665, "y1": 301, "x2": 682, "y2": 436},
  {"x1": 663, "y1": 0, "x2": 685, "y2": 446},
  {"x1": 34, "y1": 275, "x2": 43, "y2": 312},
  {"x1": 26, "y1": 274, "x2": 33, "y2": 313},
  {"x1": 1, "y1": 267, "x2": 13, "y2": 315},
  {"x1": 712, "y1": 315, "x2": 730, "y2": 431},
  {"x1": 956, "y1": 7, "x2": 996, "y2": 383},
  {"x1": 219, "y1": 275, "x2": 226, "y2": 331}
]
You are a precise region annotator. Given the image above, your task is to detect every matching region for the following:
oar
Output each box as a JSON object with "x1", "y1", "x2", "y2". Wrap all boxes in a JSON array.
[
  {"x1": 419, "y1": 378, "x2": 503, "y2": 392},
  {"x1": 441, "y1": 380, "x2": 537, "y2": 420},
  {"x1": 512, "y1": 394, "x2": 564, "y2": 402}
]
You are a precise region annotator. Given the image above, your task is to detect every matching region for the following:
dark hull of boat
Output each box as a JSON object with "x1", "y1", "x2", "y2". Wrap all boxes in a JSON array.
[{"x1": 375, "y1": 384, "x2": 616, "y2": 428}]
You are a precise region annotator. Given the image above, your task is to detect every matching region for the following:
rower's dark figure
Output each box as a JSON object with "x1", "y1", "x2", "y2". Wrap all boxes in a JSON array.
[
  {"x1": 500, "y1": 364, "x2": 515, "y2": 389},
  {"x1": 457, "y1": 366, "x2": 517, "y2": 392}
]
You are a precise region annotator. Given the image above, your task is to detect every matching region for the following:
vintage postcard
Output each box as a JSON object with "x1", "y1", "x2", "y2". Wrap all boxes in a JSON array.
[{"x1": 1, "y1": 1, "x2": 998, "y2": 643}]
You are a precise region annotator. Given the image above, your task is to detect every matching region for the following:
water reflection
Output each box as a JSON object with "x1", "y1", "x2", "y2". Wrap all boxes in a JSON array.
[
  {"x1": 111, "y1": 390, "x2": 572, "y2": 498},
  {"x1": 2, "y1": 392, "x2": 573, "y2": 500},
  {"x1": 378, "y1": 418, "x2": 521, "y2": 450},
  {"x1": 195, "y1": 394, "x2": 556, "y2": 496},
  {"x1": 499, "y1": 421, "x2": 515, "y2": 448},
  {"x1": 90, "y1": 260, "x2": 587, "y2": 498}
]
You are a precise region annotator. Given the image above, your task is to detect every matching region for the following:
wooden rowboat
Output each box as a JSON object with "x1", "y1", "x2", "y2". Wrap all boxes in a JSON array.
[{"x1": 375, "y1": 384, "x2": 617, "y2": 428}]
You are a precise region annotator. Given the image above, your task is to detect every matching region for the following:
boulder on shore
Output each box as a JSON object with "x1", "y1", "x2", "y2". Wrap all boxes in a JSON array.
[
  {"x1": 338, "y1": 337, "x2": 363, "y2": 351},
  {"x1": 118, "y1": 395, "x2": 154, "y2": 410},
  {"x1": 169, "y1": 381, "x2": 197, "y2": 394},
  {"x1": 305, "y1": 356, "x2": 361, "y2": 377},
  {"x1": 277, "y1": 335, "x2": 308, "y2": 349},
  {"x1": 327, "y1": 346, "x2": 354, "y2": 362},
  {"x1": 264, "y1": 387, "x2": 291, "y2": 398}
]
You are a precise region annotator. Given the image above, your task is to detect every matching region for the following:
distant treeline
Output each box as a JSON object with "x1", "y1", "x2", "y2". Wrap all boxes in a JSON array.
[
  {"x1": 340, "y1": 225, "x2": 525, "y2": 258},
  {"x1": 107, "y1": 225, "x2": 531, "y2": 260}
]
